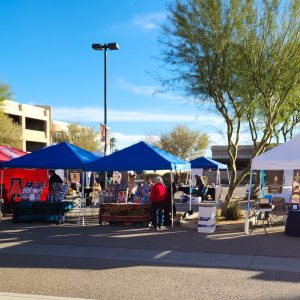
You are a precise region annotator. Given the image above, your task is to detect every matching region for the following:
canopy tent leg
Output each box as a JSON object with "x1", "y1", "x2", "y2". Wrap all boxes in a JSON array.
[
  {"x1": 171, "y1": 171, "x2": 174, "y2": 228},
  {"x1": 78, "y1": 171, "x2": 85, "y2": 226},
  {"x1": 244, "y1": 170, "x2": 254, "y2": 234},
  {"x1": 0, "y1": 169, "x2": 3, "y2": 199},
  {"x1": 189, "y1": 171, "x2": 192, "y2": 212},
  {"x1": 216, "y1": 168, "x2": 220, "y2": 186},
  {"x1": 0, "y1": 169, "x2": 3, "y2": 220},
  {"x1": 261, "y1": 169, "x2": 265, "y2": 197}
]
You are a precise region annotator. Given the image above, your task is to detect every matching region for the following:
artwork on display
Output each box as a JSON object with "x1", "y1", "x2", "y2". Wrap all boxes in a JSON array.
[
  {"x1": 47, "y1": 183, "x2": 68, "y2": 202},
  {"x1": 291, "y1": 192, "x2": 300, "y2": 204},
  {"x1": 268, "y1": 170, "x2": 283, "y2": 194},
  {"x1": 112, "y1": 171, "x2": 122, "y2": 184},
  {"x1": 290, "y1": 170, "x2": 300, "y2": 204},
  {"x1": 70, "y1": 172, "x2": 80, "y2": 184},
  {"x1": 20, "y1": 182, "x2": 46, "y2": 201},
  {"x1": 99, "y1": 184, "x2": 128, "y2": 203},
  {"x1": 292, "y1": 170, "x2": 300, "y2": 192}
]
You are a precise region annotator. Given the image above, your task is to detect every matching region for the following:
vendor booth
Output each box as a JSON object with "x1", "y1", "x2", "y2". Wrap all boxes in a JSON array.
[
  {"x1": 245, "y1": 134, "x2": 300, "y2": 236},
  {"x1": 0, "y1": 146, "x2": 49, "y2": 209},
  {"x1": 85, "y1": 141, "x2": 191, "y2": 226},
  {"x1": 187, "y1": 156, "x2": 229, "y2": 201},
  {"x1": 1, "y1": 142, "x2": 98, "y2": 224}
]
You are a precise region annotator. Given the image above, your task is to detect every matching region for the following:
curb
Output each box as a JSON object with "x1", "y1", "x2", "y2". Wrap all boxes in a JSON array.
[{"x1": 179, "y1": 219, "x2": 244, "y2": 232}]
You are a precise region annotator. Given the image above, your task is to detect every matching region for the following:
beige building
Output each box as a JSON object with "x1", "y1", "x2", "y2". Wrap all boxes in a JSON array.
[{"x1": 3, "y1": 100, "x2": 52, "y2": 152}]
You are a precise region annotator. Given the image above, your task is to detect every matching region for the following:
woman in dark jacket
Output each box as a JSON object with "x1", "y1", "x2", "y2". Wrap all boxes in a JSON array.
[{"x1": 164, "y1": 179, "x2": 177, "y2": 226}]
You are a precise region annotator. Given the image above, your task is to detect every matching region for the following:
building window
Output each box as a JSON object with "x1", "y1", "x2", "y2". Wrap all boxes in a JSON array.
[
  {"x1": 7, "y1": 114, "x2": 21, "y2": 125},
  {"x1": 26, "y1": 141, "x2": 47, "y2": 152},
  {"x1": 25, "y1": 117, "x2": 46, "y2": 132}
]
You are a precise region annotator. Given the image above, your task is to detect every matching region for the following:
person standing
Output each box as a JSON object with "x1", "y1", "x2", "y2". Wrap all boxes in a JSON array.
[
  {"x1": 195, "y1": 175, "x2": 205, "y2": 193},
  {"x1": 127, "y1": 172, "x2": 136, "y2": 202},
  {"x1": 164, "y1": 179, "x2": 177, "y2": 226},
  {"x1": 48, "y1": 169, "x2": 63, "y2": 191},
  {"x1": 150, "y1": 176, "x2": 167, "y2": 230}
]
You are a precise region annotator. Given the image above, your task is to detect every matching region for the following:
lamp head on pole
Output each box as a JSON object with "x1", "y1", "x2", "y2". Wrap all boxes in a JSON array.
[{"x1": 92, "y1": 43, "x2": 120, "y2": 51}]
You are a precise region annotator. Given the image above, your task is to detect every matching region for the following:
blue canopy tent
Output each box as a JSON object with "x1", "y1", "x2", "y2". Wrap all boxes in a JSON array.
[
  {"x1": 1, "y1": 142, "x2": 99, "y2": 225},
  {"x1": 189, "y1": 156, "x2": 229, "y2": 186},
  {"x1": 85, "y1": 141, "x2": 190, "y2": 172},
  {"x1": 85, "y1": 141, "x2": 191, "y2": 226},
  {"x1": 190, "y1": 157, "x2": 228, "y2": 170},
  {"x1": 1, "y1": 142, "x2": 98, "y2": 170}
]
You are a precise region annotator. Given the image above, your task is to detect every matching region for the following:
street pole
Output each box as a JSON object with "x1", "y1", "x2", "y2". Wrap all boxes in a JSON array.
[
  {"x1": 92, "y1": 42, "x2": 119, "y2": 190},
  {"x1": 103, "y1": 47, "x2": 108, "y2": 189}
]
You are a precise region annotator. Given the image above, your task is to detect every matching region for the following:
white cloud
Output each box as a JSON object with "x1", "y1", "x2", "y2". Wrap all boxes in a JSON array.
[
  {"x1": 52, "y1": 105, "x2": 224, "y2": 126},
  {"x1": 110, "y1": 132, "x2": 159, "y2": 150},
  {"x1": 116, "y1": 77, "x2": 189, "y2": 103},
  {"x1": 132, "y1": 12, "x2": 166, "y2": 31},
  {"x1": 117, "y1": 77, "x2": 156, "y2": 97}
]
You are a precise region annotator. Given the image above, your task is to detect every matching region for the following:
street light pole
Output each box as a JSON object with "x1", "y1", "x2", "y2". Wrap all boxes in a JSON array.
[
  {"x1": 103, "y1": 46, "x2": 107, "y2": 156},
  {"x1": 92, "y1": 42, "x2": 119, "y2": 189}
]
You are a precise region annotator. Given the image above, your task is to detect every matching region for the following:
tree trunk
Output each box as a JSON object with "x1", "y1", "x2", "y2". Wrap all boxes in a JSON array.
[{"x1": 223, "y1": 162, "x2": 251, "y2": 210}]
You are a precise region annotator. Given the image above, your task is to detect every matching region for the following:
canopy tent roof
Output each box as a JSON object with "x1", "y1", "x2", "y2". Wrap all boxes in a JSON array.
[
  {"x1": 1, "y1": 142, "x2": 98, "y2": 170},
  {"x1": 251, "y1": 134, "x2": 300, "y2": 170},
  {"x1": 85, "y1": 141, "x2": 191, "y2": 172},
  {"x1": 0, "y1": 146, "x2": 26, "y2": 162},
  {"x1": 189, "y1": 156, "x2": 227, "y2": 170}
]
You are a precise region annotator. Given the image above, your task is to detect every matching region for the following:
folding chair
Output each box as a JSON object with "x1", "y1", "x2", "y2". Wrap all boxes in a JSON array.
[
  {"x1": 250, "y1": 197, "x2": 273, "y2": 234},
  {"x1": 270, "y1": 197, "x2": 287, "y2": 225}
]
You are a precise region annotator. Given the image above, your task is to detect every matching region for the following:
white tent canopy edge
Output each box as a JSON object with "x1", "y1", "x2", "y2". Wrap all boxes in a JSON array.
[{"x1": 245, "y1": 134, "x2": 300, "y2": 234}]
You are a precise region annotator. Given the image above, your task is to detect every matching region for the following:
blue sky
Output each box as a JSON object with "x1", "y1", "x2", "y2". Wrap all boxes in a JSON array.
[{"x1": 0, "y1": 0, "x2": 230, "y2": 151}]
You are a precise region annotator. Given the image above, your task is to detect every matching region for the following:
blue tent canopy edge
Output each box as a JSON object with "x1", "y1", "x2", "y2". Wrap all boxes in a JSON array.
[
  {"x1": 85, "y1": 141, "x2": 191, "y2": 172},
  {"x1": 189, "y1": 156, "x2": 227, "y2": 170},
  {"x1": 0, "y1": 142, "x2": 98, "y2": 170}
]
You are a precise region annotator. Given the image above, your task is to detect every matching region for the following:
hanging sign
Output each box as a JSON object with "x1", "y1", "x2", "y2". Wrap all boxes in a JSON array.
[
  {"x1": 268, "y1": 170, "x2": 283, "y2": 194},
  {"x1": 291, "y1": 170, "x2": 300, "y2": 203}
]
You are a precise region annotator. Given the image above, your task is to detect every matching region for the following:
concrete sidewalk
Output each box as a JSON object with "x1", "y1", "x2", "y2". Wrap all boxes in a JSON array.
[
  {"x1": 2, "y1": 219, "x2": 300, "y2": 256},
  {"x1": 0, "y1": 292, "x2": 87, "y2": 300},
  {"x1": 1, "y1": 238, "x2": 300, "y2": 273}
]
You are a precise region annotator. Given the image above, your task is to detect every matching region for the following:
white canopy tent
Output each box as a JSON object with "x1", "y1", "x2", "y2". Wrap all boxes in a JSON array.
[
  {"x1": 245, "y1": 134, "x2": 300, "y2": 234},
  {"x1": 251, "y1": 134, "x2": 300, "y2": 170}
]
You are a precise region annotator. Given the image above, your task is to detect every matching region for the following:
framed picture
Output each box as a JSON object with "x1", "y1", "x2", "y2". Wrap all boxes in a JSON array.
[
  {"x1": 268, "y1": 170, "x2": 283, "y2": 194},
  {"x1": 292, "y1": 170, "x2": 300, "y2": 193}
]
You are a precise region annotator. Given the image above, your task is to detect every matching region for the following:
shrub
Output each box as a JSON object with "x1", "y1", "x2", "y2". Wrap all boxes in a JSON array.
[
  {"x1": 223, "y1": 201, "x2": 242, "y2": 221},
  {"x1": 216, "y1": 209, "x2": 220, "y2": 223}
]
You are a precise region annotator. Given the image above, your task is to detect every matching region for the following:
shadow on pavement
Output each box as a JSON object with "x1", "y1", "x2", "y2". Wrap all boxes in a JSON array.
[{"x1": 1, "y1": 217, "x2": 300, "y2": 283}]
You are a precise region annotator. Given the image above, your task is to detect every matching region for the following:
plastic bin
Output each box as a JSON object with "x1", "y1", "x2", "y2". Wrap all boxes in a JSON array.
[{"x1": 198, "y1": 204, "x2": 216, "y2": 233}]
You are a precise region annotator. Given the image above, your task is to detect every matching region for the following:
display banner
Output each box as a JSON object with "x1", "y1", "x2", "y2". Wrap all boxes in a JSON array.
[
  {"x1": 10, "y1": 178, "x2": 22, "y2": 200},
  {"x1": 268, "y1": 170, "x2": 283, "y2": 194},
  {"x1": 291, "y1": 170, "x2": 300, "y2": 203}
]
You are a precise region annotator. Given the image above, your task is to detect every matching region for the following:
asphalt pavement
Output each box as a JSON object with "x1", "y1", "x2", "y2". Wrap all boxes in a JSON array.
[{"x1": 1, "y1": 217, "x2": 300, "y2": 299}]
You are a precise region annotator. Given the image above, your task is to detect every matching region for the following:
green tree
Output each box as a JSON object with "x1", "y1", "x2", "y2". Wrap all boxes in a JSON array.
[
  {"x1": 159, "y1": 0, "x2": 300, "y2": 207},
  {"x1": 0, "y1": 81, "x2": 12, "y2": 103},
  {"x1": 153, "y1": 124, "x2": 209, "y2": 160},
  {"x1": 55, "y1": 123, "x2": 99, "y2": 152},
  {"x1": 0, "y1": 112, "x2": 22, "y2": 149},
  {"x1": 0, "y1": 81, "x2": 22, "y2": 148}
]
